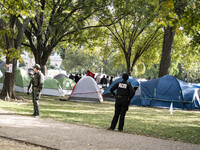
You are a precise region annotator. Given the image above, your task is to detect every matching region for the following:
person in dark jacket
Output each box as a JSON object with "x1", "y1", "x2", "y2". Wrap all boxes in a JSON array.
[
  {"x1": 100, "y1": 75, "x2": 108, "y2": 89},
  {"x1": 74, "y1": 73, "x2": 79, "y2": 83},
  {"x1": 69, "y1": 74, "x2": 74, "y2": 80},
  {"x1": 27, "y1": 64, "x2": 44, "y2": 118},
  {"x1": 107, "y1": 73, "x2": 135, "y2": 131},
  {"x1": 109, "y1": 76, "x2": 113, "y2": 85}
]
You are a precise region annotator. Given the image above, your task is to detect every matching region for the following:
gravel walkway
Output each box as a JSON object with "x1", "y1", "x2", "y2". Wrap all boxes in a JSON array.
[{"x1": 0, "y1": 109, "x2": 199, "y2": 150}]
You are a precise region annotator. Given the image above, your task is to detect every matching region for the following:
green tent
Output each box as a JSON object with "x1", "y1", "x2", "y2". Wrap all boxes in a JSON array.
[
  {"x1": 56, "y1": 77, "x2": 76, "y2": 90},
  {"x1": 0, "y1": 67, "x2": 31, "y2": 92},
  {"x1": 44, "y1": 78, "x2": 59, "y2": 89},
  {"x1": 15, "y1": 68, "x2": 31, "y2": 87},
  {"x1": 41, "y1": 78, "x2": 62, "y2": 96},
  {"x1": 0, "y1": 68, "x2": 5, "y2": 84}
]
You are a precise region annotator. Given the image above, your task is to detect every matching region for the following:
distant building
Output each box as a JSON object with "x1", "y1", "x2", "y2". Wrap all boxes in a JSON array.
[
  {"x1": 49, "y1": 54, "x2": 62, "y2": 68},
  {"x1": 20, "y1": 53, "x2": 65, "y2": 77}
]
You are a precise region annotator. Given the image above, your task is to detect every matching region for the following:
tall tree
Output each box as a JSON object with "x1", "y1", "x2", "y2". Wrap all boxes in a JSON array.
[
  {"x1": 96, "y1": 0, "x2": 162, "y2": 75},
  {"x1": 23, "y1": 0, "x2": 110, "y2": 75},
  {"x1": 0, "y1": 0, "x2": 38, "y2": 98},
  {"x1": 158, "y1": 0, "x2": 197, "y2": 77}
]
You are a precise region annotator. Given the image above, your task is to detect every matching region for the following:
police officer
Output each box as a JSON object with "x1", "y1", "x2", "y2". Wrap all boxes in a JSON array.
[
  {"x1": 108, "y1": 73, "x2": 135, "y2": 131},
  {"x1": 27, "y1": 64, "x2": 44, "y2": 118}
]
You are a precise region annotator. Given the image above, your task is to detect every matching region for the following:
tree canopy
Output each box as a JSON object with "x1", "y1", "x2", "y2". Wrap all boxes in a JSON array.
[{"x1": 0, "y1": 0, "x2": 200, "y2": 87}]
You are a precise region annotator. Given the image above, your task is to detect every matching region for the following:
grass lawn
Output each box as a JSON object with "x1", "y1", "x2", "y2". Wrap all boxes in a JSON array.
[{"x1": 0, "y1": 92, "x2": 200, "y2": 144}]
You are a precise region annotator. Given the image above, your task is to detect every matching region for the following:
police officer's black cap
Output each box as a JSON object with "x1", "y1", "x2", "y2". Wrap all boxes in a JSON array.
[
  {"x1": 33, "y1": 64, "x2": 41, "y2": 70},
  {"x1": 122, "y1": 73, "x2": 129, "y2": 81}
]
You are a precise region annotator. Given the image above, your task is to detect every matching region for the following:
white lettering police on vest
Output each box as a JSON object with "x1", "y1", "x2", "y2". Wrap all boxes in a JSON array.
[{"x1": 118, "y1": 83, "x2": 127, "y2": 89}]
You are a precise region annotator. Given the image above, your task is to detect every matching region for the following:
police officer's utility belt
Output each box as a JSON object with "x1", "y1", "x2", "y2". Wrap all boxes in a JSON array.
[
  {"x1": 117, "y1": 95, "x2": 128, "y2": 98},
  {"x1": 33, "y1": 87, "x2": 39, "y2": 91}
]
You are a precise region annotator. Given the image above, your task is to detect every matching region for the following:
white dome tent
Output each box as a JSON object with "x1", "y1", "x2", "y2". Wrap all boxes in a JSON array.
[{"x1": 67, "y1": 76, "x2": 103, "y2": 103}]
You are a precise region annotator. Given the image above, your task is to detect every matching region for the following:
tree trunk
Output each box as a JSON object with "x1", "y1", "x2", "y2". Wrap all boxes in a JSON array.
[
  {"x1": 126, "y1": 59, "x2": 131, "y2": 75},
  {"x1": 0, "y1": 17, "x2": 30, "y2": 99},
  {"x1": 124, "y1": 51, "x2": 131, "y2": 75},
  {"x1": 158, "y1": 26, "x2": 175, "y2": 77},
  {"x1": 1, "y1": 59, "x2": 17, "y2": 99},
  {"x1": 32, "y1": 47, "x2": 52, "y2": 75},
  {"x1": 0, "y1": 16, "x2": 16, "y2": 99}
]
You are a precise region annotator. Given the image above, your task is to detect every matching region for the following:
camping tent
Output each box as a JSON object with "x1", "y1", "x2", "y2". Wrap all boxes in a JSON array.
[
  {"x1": 0, "y1": 67, "x2": 31, "y2": 93},
  {"x1": 130, "y1": 86, "x2": 141, "y2": 105},
  {"x1": 56, "y1": 77, "x2": 76, "y2": 95},
  {"x1": 15, "y1": 68, "x2": 31, "y2": 92},
  {"x1": 41, "y1": 78, "x2": 63, "y2": 96},
  {"x1": 54, "y1": 75, "x2": 76, "y2": 95},
  {"x1": 140, "y1": 75, "x2": 200, "y2": 110},
  {"x1": 54, "y1": 73, "x2": 68, "y2": 79},
  {"x1": 0, "y1": 59, "x2": 5, "y2": 69},
  {"x1": 103, "y1": 76, "x2": 139, "y2": 101},
  {"x1": 67, "y1": 76, "x2": 103, "y2": 103}
]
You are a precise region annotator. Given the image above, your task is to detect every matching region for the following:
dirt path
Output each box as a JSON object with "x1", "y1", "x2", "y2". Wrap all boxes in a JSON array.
[
  {"x1": 0, "y1": 136, "x2": 46, "y2": 150},
  {"x1": 0, "y1": 109, "x2": 199, "y2": 150}
]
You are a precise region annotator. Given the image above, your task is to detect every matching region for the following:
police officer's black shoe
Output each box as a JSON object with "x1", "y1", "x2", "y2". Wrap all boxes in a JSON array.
[
  {"x1": 118, "y1": 129, "x2": 123, "y2": 132},
  {"x1": 107, "y1": 127, "x2": 114, "y2": 131}
]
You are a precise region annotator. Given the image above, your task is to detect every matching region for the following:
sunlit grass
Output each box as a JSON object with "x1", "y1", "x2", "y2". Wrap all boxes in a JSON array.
[{"x1": 0, "y1": 92, "x2": 200, "y2": 144}]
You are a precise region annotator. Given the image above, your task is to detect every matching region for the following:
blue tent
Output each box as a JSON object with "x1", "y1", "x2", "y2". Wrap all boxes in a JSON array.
[
  {"x1": 102, "y1": 76, "x2": 139, "y2": 101},
  {"x1": 139, "y1": 75, "x2": 200, "y2": 110}
]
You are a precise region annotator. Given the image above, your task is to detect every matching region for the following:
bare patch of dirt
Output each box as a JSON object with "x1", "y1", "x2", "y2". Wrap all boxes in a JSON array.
[{"x1": 0, "y1": 137, "x2": 48, "y2": 150}]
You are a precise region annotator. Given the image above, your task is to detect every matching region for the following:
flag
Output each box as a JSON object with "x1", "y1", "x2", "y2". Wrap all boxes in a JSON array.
[{"x1": 86, "y1": 70, "x2": 95, "y2": 78}]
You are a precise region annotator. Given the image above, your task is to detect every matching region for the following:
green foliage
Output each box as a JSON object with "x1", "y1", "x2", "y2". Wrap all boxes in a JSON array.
[
  {"x1": 0, "y1": 0, "x2": 39, "y2": 18},
  {"x1": 139, "y1": 64, "x2": 159, "y2": 80},
  {"x1": 157, "y1": 0, "x2": 200, "y2": 45},
  {"x1": 95, "y1": 0, "x2": 163, "y2": 74},
  {"x1": 140, "y1": 32, "x2": 200, "y2": 81},
  {"x1": 169, "y1": 33, "x2": 200, "y2": 81},
  {"x1": 62, "y1": 47, "x2": 102, "y2": 73},
  {"x1": 0, "y1": 0, "x2": 40, "y2": 61},
  {"x1": 18, "y1": 60, "x2": 25, "y2": 68},
  {"x1": 3, "y1": 49, "x2": 23, "y2": 62}
]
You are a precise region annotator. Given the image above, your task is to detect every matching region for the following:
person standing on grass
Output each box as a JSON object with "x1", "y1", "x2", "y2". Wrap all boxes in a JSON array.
[
  {"x1": 100, "y1": 75, "x2": 107, "y2": 89},
  {"x1": 107, "y1": 73, "x2": 135, "y2": 131},
  {"x1": 27, "y1": 64, "x2": 44, "y2": 118}
]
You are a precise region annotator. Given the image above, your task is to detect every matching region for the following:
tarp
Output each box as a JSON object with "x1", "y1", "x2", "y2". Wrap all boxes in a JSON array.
[
  {"x1": 67, "y1": 76, "x2": 103, "y2": 103},
  {"x1": 103, "y1": 76, "x2": 139, "y2": 101},
  {"x1": 140, "y1": 75, "x2": 200, "y2": 110}
]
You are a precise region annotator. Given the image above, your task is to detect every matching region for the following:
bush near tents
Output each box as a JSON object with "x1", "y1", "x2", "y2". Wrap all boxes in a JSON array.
[{"x1": 67, "y1": 76, "x2": 103, "y2": 103}]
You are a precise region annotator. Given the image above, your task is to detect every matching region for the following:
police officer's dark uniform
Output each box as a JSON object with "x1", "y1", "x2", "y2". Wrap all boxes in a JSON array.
[
  {"x1": 27, "y1": 64, "x2": 44, "y2": 117},
  {"x1": 108, "y1": 73, "x2": 135, "y2": 131}
]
